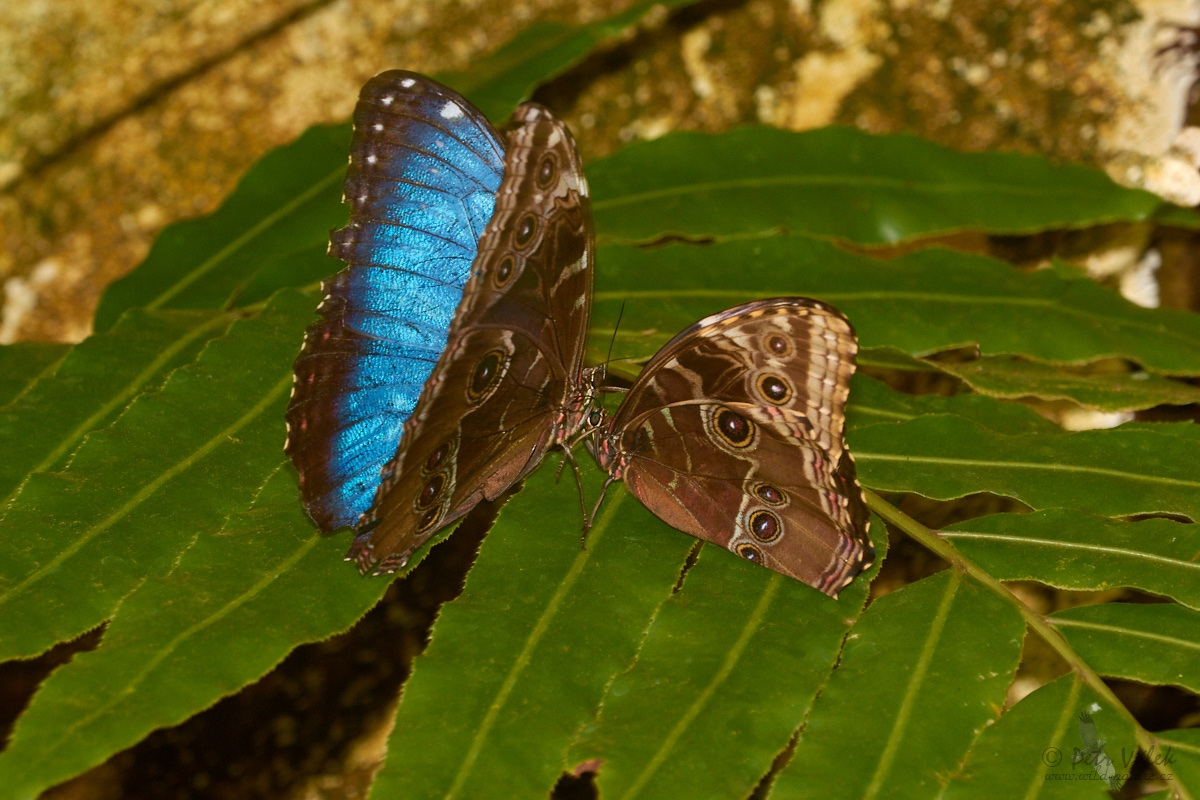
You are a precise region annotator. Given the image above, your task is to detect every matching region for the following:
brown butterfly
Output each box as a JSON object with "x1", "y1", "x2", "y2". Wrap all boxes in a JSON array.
[
  {"x1": 588, "y1": 297, "x2": 874, "y2": 598},
  {"x1": 346, "y1": 102, "x2": 598, "y2": 575}
]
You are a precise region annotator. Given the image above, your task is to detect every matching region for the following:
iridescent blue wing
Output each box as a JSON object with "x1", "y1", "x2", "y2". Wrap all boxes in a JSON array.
[{"x1": 286, "y1": 71, "x2": 505, "y2": 531}]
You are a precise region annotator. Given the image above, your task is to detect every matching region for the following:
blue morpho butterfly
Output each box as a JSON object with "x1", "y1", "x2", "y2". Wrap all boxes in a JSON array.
[
  {"x1": 287, "y1": 71, "x2": 599, "y2": 575},
  {"x1": 286, "y1": 72, "x2": 505, "y2": 532}
]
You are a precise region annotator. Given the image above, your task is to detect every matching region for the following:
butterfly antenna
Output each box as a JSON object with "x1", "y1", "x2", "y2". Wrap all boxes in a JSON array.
[{"x1": 601, "y1": 301, "x2": 626, "y2": 379}]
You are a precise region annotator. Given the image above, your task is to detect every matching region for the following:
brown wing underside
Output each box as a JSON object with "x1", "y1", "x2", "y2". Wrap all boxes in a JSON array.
[
  {"x1": 349, "y1": 327, "x2": 562, "y2": 573},
  {"x1": 347, "y1": 103, "x2": 594, "y2": 575},
  {"x1": 615, "y1": 297, "x2": 857, "y2": 460},
  {"x1": 619, "y1": 402, "x2": 872, "y2": 597},
  {"x1": 609, "y1": 297, "x2": 870, "y2": 598}
]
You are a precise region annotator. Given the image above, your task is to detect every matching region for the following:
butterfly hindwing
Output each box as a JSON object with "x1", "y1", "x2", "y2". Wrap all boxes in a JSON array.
[
  {"x1": 286, "y1": 71, "x2": 505, "y2": 532},
  {"x1": 347, "y1": 103, "x2": 595, "y2": 575},
  {"x1": 598, "y1": 298, "x2": 872, "y2": 598}
]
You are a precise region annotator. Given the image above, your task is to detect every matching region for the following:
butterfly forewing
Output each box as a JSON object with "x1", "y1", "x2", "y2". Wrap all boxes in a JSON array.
[
  {"x1": 601, "y1": 298, "x2": 872, "y2": 598},
  {"x1": 346, "y1": 103, "x2": 595, "y2": 575},
  {"x1": 286, "y1": 71, "x2": 504, "y2": 532}
]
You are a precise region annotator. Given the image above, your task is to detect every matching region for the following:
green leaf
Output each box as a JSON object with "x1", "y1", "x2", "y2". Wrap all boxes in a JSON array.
[
  {"x1": 567, "y1": 516, "x2": 886, "y2": 800},
  {"x1": 770, "y1": 570, "x2": 1025, "y2": 798},
  {"x1": 942, "y1": 674, "x2": 1136, "y2": 798},
  {"x1": 93, "y1": 125, "x2": 352, "y2": 331},
  {"x1": 1153, "y1": 728, "x2": 1200, "y2": 789},
  {"x1": 929, "y1": 355, "x2": 1200, "y2": 412},
  {"x1": 0, "y1": 342, "x2": 68, "y2": 407},
  {"x1": 943, "y1": 511, "x2": 1200, "y2": 610},
  {"x1": 226, "y1": 243, "x2": 341, "y2": 309},
  {"x1": 1152, "y1": 202, "x2": 1200, "y2": 229},
  {"x1": 1049, "y1": 603, "x2": 1200, "y2": 693},
  {"x1": 591, "y1": 237, "x2": 1200, "y2": 376},
  {"x1": 587, "y1": 126, "x2": 1163, "y2": 245},
  {"x1": 368, "y1": 459, "x2": 696, "y2": 799},
  {"x1": 438, "y1": 0, "x2": 693, "y2": 123},
  {"x1": 858, "y1": 345, "x2": 943, "y2": 373},
  {"x1": 0, "y1": 310, "x2": 233, "y2": 510},
  {"x1": 0, "y1": 290, "x2": 313, "y2": 661},
  {"x1": 847, "y1": 373, "x2": 1058, "y2": 436},
  {"x1": 93, "y1": 2, "x2": 691, "y2": 333},
  {"x1": 0, "y1": 466, "x2": 389, "y2": 799},
  {"x1": 850, "y1": 416, "x2": 1200, "y2": 521}
]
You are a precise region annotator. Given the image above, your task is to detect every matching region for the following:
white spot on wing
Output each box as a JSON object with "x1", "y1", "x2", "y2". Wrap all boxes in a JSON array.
[
  {"x1": 366, "y1": 154, "x2": 377, "y2": 164},
  {"x1": 373, "y1": 123, "x2": 383, "y2": 131},
  {"x1": 400, "y1": 78, "x2": 415, "y2": 88},
  {"x1": 381, "y1": 95, "x2": 394, "y2": 105},
  {"x1": 440, "y1": 101, "x2": 464, "y2": 119}
]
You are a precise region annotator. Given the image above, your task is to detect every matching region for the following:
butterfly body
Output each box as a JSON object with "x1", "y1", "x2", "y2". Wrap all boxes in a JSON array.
[
  {"x1": 590, "y1": 297, "x2": 873, "y2": 598},
  {"x1": 346, "y1": 102, "x2": 597, "y2": 576},
  {"x1": 286, "y1": 71, "x2": 505, "y2": 532}
]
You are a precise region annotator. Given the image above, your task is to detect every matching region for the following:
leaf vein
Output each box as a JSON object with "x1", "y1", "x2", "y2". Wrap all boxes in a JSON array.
[
  {"x1": 942, "y1": 531, "x2": 1200, "y2": 573},
  {"x1": 863, "y1": 571, "x2": 961, "y2": 800},
  {"x1": 1051, "y1": 617, "x2": 1200, "y2": 651},
  {"x1": 147, "y1": 168, "x2": 342, "y2": 310},
  {"x1": 855, "y1": 453, "x2": 1200, "y2": 491},
  {"x1": 619, "y1": 568, "x2": 783, "y2": 800},
  {"x1": 443, "y1": 493, "x2": 623, "y2": 799},
  {"x1": 0, "y1": 372, "x2": 292, "y2": 607}
]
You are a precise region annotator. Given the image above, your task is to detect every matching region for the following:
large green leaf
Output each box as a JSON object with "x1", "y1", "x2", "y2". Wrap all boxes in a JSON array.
[
  {"x1": 770, "y1": 570, "x2": 1025, "y2": 798},
  {"x1": 1154, "y1": 728, "x2": 1200, "y2": 789},
  {"x1": 93, "y1": 125, "x2": 351, "y2": 331},
  {"x1": 0, "y1": 310, "x2": 232, "y2": 511},
  {"x1": 929, "y1": 355, "x2": 1200, "y2": 412},
  {"x1": 1049, "y1": 603, "x2": 1200, "y2": 694},
  {"x1": 590, "y1": 238, "x2": 1200, "y2": 376},
  {"x1": 0, "y1": 466, "x2": 389, "y2": 800},
  {"x1": 91, "y1": 1, "x2": 686, "y2": 333},
  {"x1": 0, "y1": 342, "x2": 68, "y2": 407},
  {"x1": 566, "y1": 517, "x2": 885, "y2": 800},
  {"x1": 587, "y1": 125, "x2": 1163, "y2": 245},
  {"x1": 847, "y1": 373, "x2": 1058, "y2": 436},
  {"x1": 0, "y1": 291, "x2": 312, "y2": 662},
  {"x1": 368, "y1": 459, "x2": 696, "y2": 799},
  {"x1": 850, "y1": 415, "x2": 1200, "y2": 520},
  {"x1": 942, "y1": 674, "x2": 1137, "y2": 798},
  {"x1": 943, "y1": 511, "x2": 1200, "y2": 610}
]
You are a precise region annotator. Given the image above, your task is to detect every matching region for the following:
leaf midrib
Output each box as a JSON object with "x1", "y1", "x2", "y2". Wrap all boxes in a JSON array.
[
  {"x1": 855, "y1": 452, "x2": 1200, "y2": 493},
  {"x1": 592, "y1": 290, "x2": 1200, "y2": 356},
  {"x1": 863, "y1": 571, "x2": 961, "y2": 799},
  {"x1": 1021, "y1": 678, "x2": 1082, "y2": 800},
  {"x1": 0, "y1": 372, "x2": 292, "y2": 608},
  {"x1": 444, "y1": 493, "x2": 623, "y2": 800},
  {"x1": 618, "y1": 569, "x2": 782, "y2": 800},
  {"x1": 1051, "y1": 617, "x2": 1200, "y2": 652},
  {"x1": 0, "y1": 313, "x2": 232, "y2": 516},
  {"x1": 15, "y1": 469, "x2": 317, "y2": 783},
  {"x1": 590, "y1": 174, "x2": 1123, "y2": 213},
  {"x1": 146, "y1": 167, "x2": 342, "y2": 311},
  {"x1": 942, "y1": 531, "x2": 1200, "y2": 575}
]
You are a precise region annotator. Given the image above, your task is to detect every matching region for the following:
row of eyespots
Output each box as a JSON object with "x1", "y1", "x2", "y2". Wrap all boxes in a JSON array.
[
  {"x1": 486, "y1": 151, "x2": 558, "y2": 289},
  {"x1": 414, "y1": 439, "x2": 455, "y2": 533},
  {"x1": 735, "y1": 482, "x2": 789, "y2": 564}
]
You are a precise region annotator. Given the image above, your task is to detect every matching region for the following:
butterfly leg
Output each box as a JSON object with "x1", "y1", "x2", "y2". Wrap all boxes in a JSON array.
[
  {"x1": 555, "y1": 444, "x2": 591, "y2": 538},
  {"x1": 581, "y1": 475, "x2": 617, "y2": 548}
]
